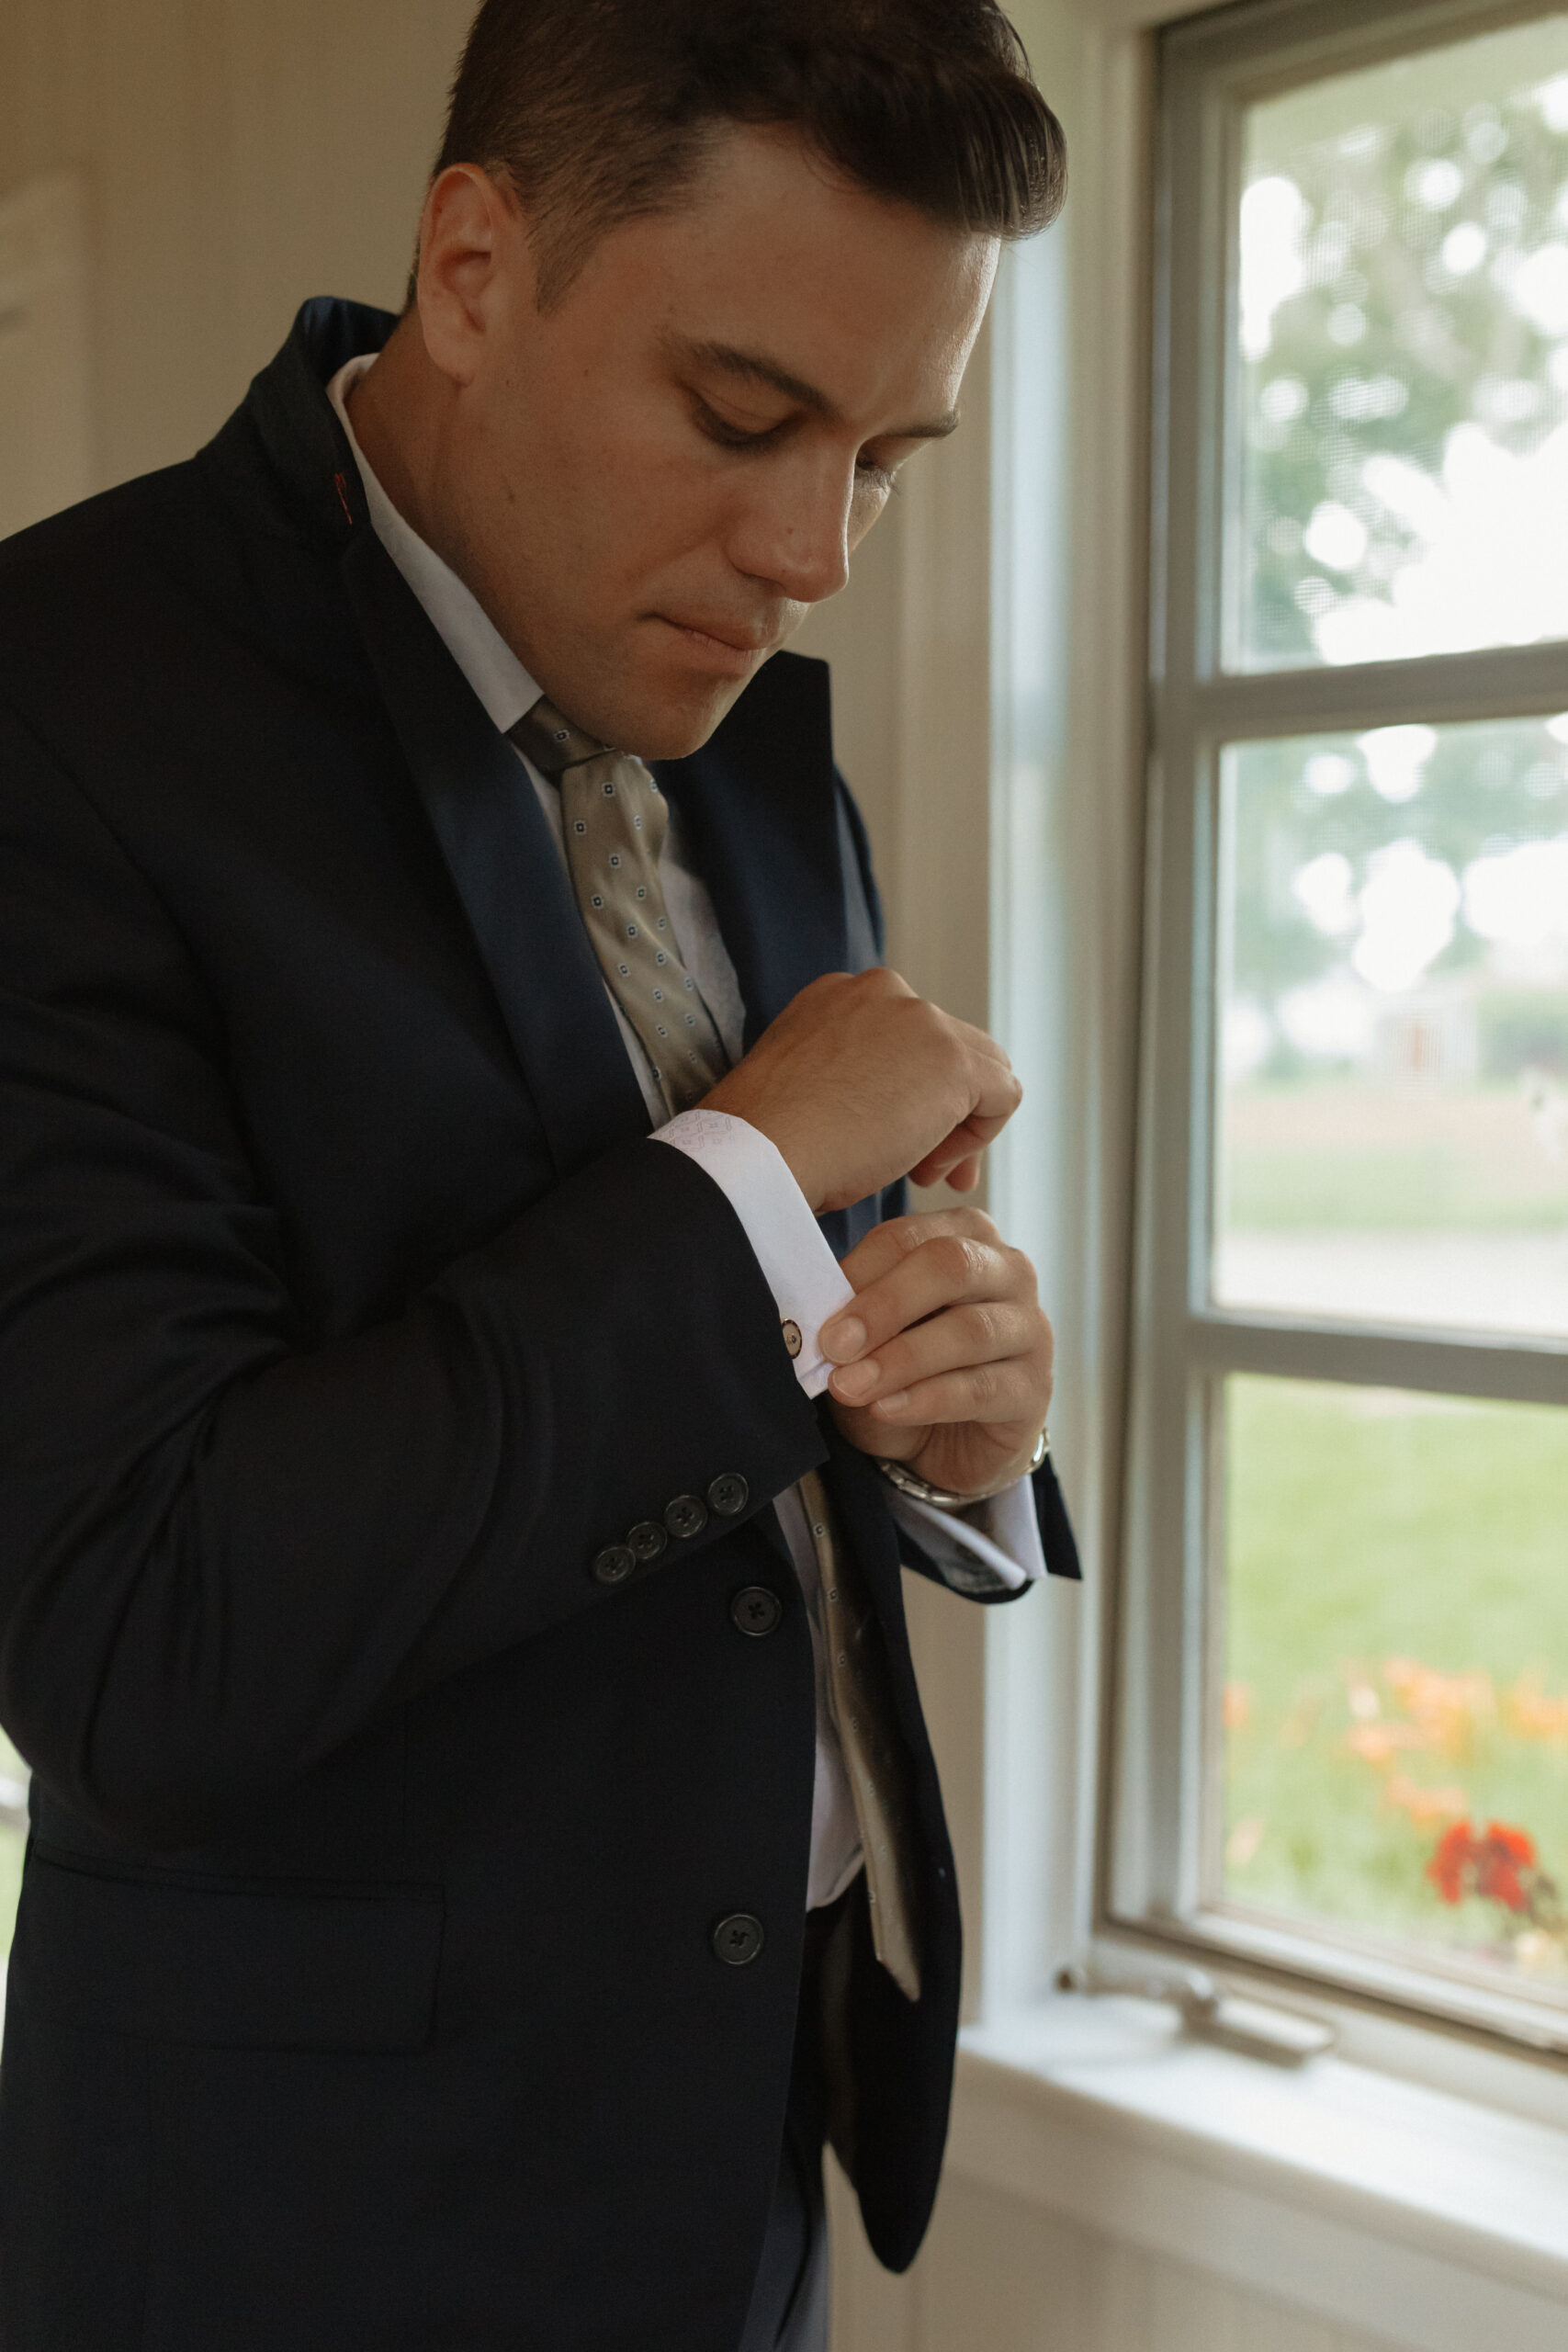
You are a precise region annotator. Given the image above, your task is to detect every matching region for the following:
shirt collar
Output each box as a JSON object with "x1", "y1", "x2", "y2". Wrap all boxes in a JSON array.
[{"x1": 327, "y1": 352, "x2": 543, "y2": 738}]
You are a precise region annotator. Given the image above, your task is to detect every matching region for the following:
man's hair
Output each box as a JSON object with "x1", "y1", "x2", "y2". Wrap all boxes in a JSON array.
[{"x1": 427, "y1": 0, "x2": 1066, "y2": 305}]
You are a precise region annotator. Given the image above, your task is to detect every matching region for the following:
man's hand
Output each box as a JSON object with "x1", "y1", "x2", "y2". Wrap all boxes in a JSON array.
[
  {"x1": 700, "y1": 968, "x2": 1021, "y2": 1213},
  {"x1": 819, "y1": 1209, "x2": 1053, "y2": 1499}
]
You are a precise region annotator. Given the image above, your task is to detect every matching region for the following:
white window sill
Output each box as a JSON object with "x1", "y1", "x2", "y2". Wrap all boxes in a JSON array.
[{"x1": 956, "y1": 1997, "x2": 1568, "y2": 2352}]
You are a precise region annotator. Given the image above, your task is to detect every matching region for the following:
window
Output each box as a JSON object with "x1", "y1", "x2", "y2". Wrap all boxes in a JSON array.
[{"x1": 1116, "y1": 0, "x2": 1568, "y2": 2049}]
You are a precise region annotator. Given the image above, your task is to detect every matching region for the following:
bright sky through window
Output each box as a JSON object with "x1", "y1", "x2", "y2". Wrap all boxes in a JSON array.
[{"x1": 1235, "y1": 17, "x2": 1568, "y2": 669}]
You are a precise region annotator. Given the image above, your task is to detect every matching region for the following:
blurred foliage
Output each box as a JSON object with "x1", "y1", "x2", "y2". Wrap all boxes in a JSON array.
[
  {"x1": 1224, "y1": 720, "x2": 1568, "y2": 1048},
  {"x1": 1240, "y1": 21, "x2": 1568, "y2": 664}
]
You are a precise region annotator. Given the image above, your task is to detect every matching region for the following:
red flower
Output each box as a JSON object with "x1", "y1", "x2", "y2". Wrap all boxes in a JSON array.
[
  {"x1": 1426, "y1": 1821, "x2": 1540, "y2": 1914},
  {"x1": 1427, "y1": 1821, "x2": 1472, "y2": 1904},
  {"x1": 1484, "y1": 1863, "x2": 1527, "y2": 1911}
]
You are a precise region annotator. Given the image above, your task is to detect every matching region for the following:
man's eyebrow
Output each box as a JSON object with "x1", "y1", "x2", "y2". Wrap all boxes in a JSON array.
[{"x1": 673, "y1": 338, "x2": 961, "y2": 441}]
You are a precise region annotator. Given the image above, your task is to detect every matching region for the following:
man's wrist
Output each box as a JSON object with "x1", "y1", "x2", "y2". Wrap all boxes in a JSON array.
[
  {"x1": 876, "y1": 1428, "x2": 1050, "y2": 1511},
  {"x1": 696, "y1": 1069, "x2": 829, "y2": 1211}
]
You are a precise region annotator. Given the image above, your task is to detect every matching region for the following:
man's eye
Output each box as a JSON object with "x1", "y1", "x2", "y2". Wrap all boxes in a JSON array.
[
  {"x1": 855, "y1": 455, "x2": 897, "y2": 495},
  {"x1": 694, "y1": 399, "x2": 778, "y2": 452}
]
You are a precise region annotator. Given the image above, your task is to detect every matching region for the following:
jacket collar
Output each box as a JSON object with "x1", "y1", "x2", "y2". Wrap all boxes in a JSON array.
[{"x1": 242, "y1": 296, "x2": 395, "y2": 544}]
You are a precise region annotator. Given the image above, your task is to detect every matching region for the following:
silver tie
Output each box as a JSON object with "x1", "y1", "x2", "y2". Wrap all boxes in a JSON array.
[{"x1": 509, "y1": 695, "x2": 728, "y2": 1118}]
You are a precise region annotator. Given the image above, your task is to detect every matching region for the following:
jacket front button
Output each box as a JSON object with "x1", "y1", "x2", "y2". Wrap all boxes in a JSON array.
[
  {"x1": 712, "y1": 1913, "x2": 765, "y2": 1966},
  {"x1": 730, "y1": 1586, "x2": 782, "y2": 1638},
  {"x1": 664, "y1": 1493, "x2": 707, "y2": 1541},
  {"x1": 592, "y1": 1544, "x2": 636, "y2": 1586},
  {"x1": 707, "y1": 1472, "x2": 750, "y2": 1517},
  {"x1": 626, "y1": 1520, "x2": 669, "y2": 1564}
]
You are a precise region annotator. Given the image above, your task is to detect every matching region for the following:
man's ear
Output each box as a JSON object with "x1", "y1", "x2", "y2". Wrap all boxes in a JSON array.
[{"x1": 414, "y1": 164, "x2": 536, "y2": 386}]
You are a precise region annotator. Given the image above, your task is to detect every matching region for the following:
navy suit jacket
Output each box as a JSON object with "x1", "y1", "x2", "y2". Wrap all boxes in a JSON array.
[{"x1": 0, "y1": 298, "x2": 1077, "y2": 2351}]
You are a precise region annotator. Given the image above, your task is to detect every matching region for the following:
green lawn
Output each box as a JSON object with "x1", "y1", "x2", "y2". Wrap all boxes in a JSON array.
[{"x1": 1224, "y1": 1377, "x2": 1568, "y2": 1978}]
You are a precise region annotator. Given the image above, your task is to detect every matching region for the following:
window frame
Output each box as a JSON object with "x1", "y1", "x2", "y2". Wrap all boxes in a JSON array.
[{"x1": 1111, "y1": 0, "x2": 1568, "y2": 2056}]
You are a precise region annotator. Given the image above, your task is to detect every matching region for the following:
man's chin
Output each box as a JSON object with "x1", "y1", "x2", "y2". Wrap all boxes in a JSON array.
[
  {"x1": 526, "y1": 637, "x2": 764, "y2": 762},
  {"x1": 622, "y1": 671, "x2": 754, "y2": 763}
]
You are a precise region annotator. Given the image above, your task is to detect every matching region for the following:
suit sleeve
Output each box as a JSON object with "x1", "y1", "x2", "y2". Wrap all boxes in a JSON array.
[{"x1": 0, "y1": 703, "x2": 826, "y2": 1849}]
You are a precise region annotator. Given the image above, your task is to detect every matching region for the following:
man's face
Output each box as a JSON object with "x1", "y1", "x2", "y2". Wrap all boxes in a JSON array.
[{"x1": 413, "y1": 128, "x2": 998, "y2": 758}]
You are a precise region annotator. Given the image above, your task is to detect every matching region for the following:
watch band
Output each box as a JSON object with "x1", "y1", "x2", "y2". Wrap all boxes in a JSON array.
[{"x1": 875, "y1": 1426, "x2": 1050, "y2": 1512}]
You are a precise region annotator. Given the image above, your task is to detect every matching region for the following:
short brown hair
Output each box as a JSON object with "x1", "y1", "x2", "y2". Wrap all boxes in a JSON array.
[{"x1": 429, "y1": 0, "x2": 1066, "y2": 305}]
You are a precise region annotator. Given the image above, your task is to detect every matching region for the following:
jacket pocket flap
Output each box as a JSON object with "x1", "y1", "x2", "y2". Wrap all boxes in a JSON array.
[{"x1": 18, "y1": 1850, "x2": 443, "y2": 2052}]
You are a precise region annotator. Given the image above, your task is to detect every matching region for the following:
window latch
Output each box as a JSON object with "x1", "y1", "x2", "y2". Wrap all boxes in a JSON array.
[{"x1": 1056, "y1": 1959, "x2": 1337, "y2": 2068}]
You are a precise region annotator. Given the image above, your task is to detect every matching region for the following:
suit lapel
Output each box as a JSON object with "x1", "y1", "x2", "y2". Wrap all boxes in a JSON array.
[
  {"x1": 655, "y1": 654, "x2": 846, "y2": 1050},
  {"x1": 340, "y1": 525, "x2": 649, "y2": 1182}
]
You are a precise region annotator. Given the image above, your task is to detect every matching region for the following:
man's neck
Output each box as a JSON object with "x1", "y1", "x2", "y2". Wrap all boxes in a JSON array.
[{"x1": 344, "y1": 313, "x2": 457, "y2": 568}]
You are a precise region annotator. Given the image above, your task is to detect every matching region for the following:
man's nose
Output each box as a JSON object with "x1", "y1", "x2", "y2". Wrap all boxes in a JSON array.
[{"x1": 728, "y1": 457, "x2": 853, "y2": 607}]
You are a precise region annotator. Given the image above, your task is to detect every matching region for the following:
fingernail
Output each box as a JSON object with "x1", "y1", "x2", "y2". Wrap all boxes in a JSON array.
[
  {"x1": 873, "y1": 1391, "x2": 909, "y2": 1418},
  {"x1": 833, "y1": 1360, "x2": 879, "y2": 1400},
  {"x1": 823, "y1": 1316, "x2": 866, "y2": 1361}
]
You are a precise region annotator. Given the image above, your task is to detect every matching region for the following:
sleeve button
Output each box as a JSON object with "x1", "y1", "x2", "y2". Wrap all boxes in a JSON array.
[
  {"x1": 591, "y1": 1544, "x2": 636, "y2": 1586},
  {"x1": 707, "y1": 1473, "x2": 750, "y2": 1517},
  {"x1": 781, "y1": 1319, "x2": 803, "y2": 1358},
  {"x1": 626, "y1": 1520, "x2": 669, "y2": 1563},
  {"x1": 664, "y1": 1494, "x2": 708, "y2": 1541}
]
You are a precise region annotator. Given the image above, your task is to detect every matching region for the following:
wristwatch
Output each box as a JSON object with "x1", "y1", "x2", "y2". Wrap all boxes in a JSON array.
[{"x1": 875, "y1": 1426, "x2": 1049, "y2": 1512}]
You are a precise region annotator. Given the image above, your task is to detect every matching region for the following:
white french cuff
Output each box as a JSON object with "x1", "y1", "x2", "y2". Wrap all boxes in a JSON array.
[
  {"x1": 885, "y1": 1473, "x2": 1047, "y2": 1595},
  {"x1": 650, "y1": 1108, "x2": 854, "y2": 1398}
]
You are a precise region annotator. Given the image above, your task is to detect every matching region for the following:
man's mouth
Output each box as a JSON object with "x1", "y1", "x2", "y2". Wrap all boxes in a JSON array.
[{"x1": 657, "y1": 615, "x2": 776, "y2": 673}]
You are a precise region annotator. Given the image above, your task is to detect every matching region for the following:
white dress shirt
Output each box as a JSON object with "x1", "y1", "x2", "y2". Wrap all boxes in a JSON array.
[{"x1": 327, "y1": 355, "x2": 1043, "y2": 1906}]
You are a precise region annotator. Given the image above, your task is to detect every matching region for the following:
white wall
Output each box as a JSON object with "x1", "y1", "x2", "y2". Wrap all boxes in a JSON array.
[
  {"x1": 0, "y1": 0, "x2": 474, "y2": 488},
  {"x1": 840, "y1": 2170, "x2": 1404, "y2": 2352}
]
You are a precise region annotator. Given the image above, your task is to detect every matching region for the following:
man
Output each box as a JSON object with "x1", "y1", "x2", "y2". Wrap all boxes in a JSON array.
[{"x1": 0, "y1": 3, "x2": 1071, "y2": 2344}]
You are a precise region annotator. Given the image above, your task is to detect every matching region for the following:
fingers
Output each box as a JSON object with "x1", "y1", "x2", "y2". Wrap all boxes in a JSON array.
[
  {"x1": 829, "y1": 1299, "x2": 1040, "y2": 1417},
  {"x1": 908, "y1": 1096, "x2": 1017, "y2": 1189},
  {"x1": 908, "y1": 1015, "x2": 1021, "y2": 1186},
  {"x1": 833, "y1": 1206, "x2": 1003, "y2": 1304},
  {"x1": 823, "y1": 1213, "x2": 1046, "y2": 1424},
  {"x1": 824, "y1": 1207, "x2": 1055, "y2": 1488},
  {"x1": 840, "y1": 1351, "x2": 1047, "y2": 1431},
  {"x1": 908, "y1": 1125, "x2": 987, "y2": 1189},
  {"x1": 960, "y1": 1032, "x2": 1024, "y2": 1128}
]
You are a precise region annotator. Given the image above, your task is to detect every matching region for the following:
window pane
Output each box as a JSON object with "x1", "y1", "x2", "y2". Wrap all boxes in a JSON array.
[
  {"x1": 1214, "y1": 720, "x2": 1568, "y2": 1337},
  {"x1": 1221, "y1": 1375, "x2": 1568, "y2": 1993},
  {"x1": 0, "y1": 1732, "x2": 26, "y2": 1957},
  {"x1": 1234, "y1": 15, "x2": 1568, "y2": 671}
]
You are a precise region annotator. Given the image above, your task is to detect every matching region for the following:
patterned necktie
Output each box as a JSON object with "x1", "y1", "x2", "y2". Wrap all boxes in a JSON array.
[
  {"x1": 510, "y1": 690, "x2": 921, "y2": 2001},
  {"x1": 508, "y1": 697, "x2": 727, "y2": 1118}
]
